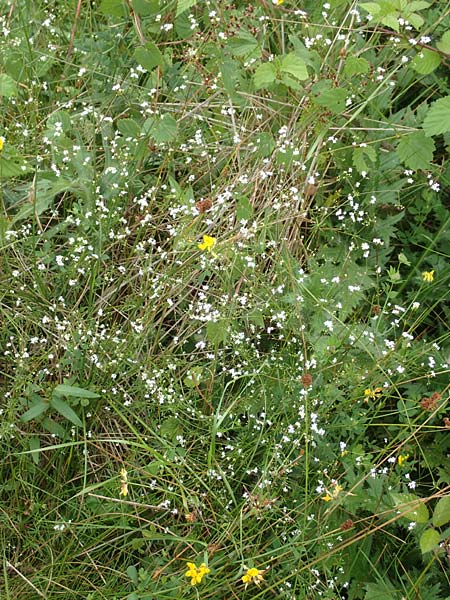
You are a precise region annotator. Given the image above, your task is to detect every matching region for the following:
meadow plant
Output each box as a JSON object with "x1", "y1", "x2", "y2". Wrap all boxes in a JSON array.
[{"x1": 1, "y1": 0, "x2": 449, "y2": 598}]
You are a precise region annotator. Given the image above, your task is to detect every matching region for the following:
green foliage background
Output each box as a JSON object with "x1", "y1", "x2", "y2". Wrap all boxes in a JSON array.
[{"x1": 0, "y1": 0, "x2": 449, "y2": 599}]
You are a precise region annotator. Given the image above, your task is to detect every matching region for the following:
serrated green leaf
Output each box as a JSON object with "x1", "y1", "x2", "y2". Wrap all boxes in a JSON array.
[
  {"x1": 183, "y1": 366, "x2": 203, "y2": 388},
  {"x1": 236, "y1": 195, "x2": 253, "y2": 221},
  {"x1": 253, "y1": 62, "x2": 277, "y2": 89},
  {"x1": 206, "y1": 320, "x2": 229, "y2": 345},
  {"x1": 131, "y1": 0, "x2": 158, "y2": 16},
  {"x1": 381, "y1": 14, "x2": 400, "y2": 32},
  {"x1": 0, "y1": 156, "x2": 28, "y2": 179},
  {"x1": 437, "y1": 31, "x2": 450, "y2": 54},
  {"x1": 391, "y1": 492, "x2": 429, "y2": 523},
  {"x1": 359, "y1": 2, "x2": 381, "y2": 16},
  {"x1": 432, "y1": 495, "x2": 450, "y2": 527},
  {"x1": 21, "y1": 401, "x2": 49, "y2": 422},
  {"x1": 279, "y1": 53, "x2": 308, "y2": 81},
  {"x1": 160, "y1": 417, "x2": 183, "y2": 441},
  {"x1": 353, "y1": 145, "x2": 377, "y2": 173},
  {"x1": 54, "y1": 384, "x2": 100, "y2": 399},
  {"x1": 227, "y1": 31, "x2": 258, "y2": 57},
  {"x1": 134, "y1": 42, "x2": 163, "y2": 71},
  {"x1": 420, "y1": 528, "x2": 440, "y2": 553},
  {"x1": 406, "y1": 1, "x2": 430, "y2": 11},
  {"x1": 99, "y1": 0, "x2": 125, "y2": 17},
  {"x1": 364, "y1": 578, "x2": 399, "y2": 600},
  {"x1": 411, "y1": 49, "x2": 441, "y2": 75},
  {"x1": 176, "y1": 0, "x2": 197, "y2": 16},
  {"x1": 422, "y1": 96, "x2": 450, "y2": 137},
  {"x1": 0, "y1": 73, "x2": 19, "y2": 97},
  {"x1": 312, "y1": 83, "x2": 348, "y2": 113},
  {"x1": 396, "y1": 131, "x2": 435, "y2": 170},
  {"x1": 50, "y1": 396, "x2": 83, "y2": 427},
  {"x1": 150, "y1": 114, "x2": 178, "y2": 144},
  {"x1": 344, "y1": 56, "x2": 370, "y2": 77},
  {"x1": 117, "y1": 118, "x2": 141, "y2": 139},
  {"x1": 407, "y1": 12, "x2": 424, "y2": 29}
]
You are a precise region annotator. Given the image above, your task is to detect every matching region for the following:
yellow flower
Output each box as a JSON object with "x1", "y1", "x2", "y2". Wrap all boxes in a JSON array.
[
  {"x1": 198, "y1": 234, "x2": 216, "y2": 252},
  {"x1": 0, "y1": 136, "x2": 4, "y2": 152},
  {"x1": 322, "y1": 482, "x2": 342, "y2": 501},
  {"x1": 273, "y1": 0, "x2": 284, "y2": 4},
  {"x1": 364, "y1": 387, "x2": 383, "y2": 401},
  {"x1": 242, "y1": 566, "x2": 265, "y2": 587},
  {"x1": 185, "y1": 562, "x2": 210, "y2": 586},
  {"x1": 422, "y1": 270, "x2": 434, "y2": 282},
  {"x1": 398, "y1": 453, "x2": 409, "y2": 467},
  {"x1": 119, "y1": 467, "x2": 128, "y2": 497}
]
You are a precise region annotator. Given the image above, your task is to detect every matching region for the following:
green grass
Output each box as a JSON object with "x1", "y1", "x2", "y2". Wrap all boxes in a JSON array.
[{"x1": 1, "y1": 0, "x2": 450, "y2": 598}]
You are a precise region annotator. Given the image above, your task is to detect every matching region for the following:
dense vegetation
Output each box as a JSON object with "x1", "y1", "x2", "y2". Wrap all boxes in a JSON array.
[{"x1": 1, "y1": 0, "x2": 449, "y2": 598}]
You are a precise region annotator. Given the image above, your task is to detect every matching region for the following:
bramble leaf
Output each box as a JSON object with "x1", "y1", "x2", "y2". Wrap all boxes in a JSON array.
[
  {"x1": 396, "y1": 131, "x2": 435, "y2": 170},
  {"x1": 422, "y1": 97, "x2": 450, "y2": 136}
]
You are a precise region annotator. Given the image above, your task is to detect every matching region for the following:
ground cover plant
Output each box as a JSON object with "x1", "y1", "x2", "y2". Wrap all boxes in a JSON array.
[{"x1": 1, "y1": 0, "x2": 450, "y2": 598}]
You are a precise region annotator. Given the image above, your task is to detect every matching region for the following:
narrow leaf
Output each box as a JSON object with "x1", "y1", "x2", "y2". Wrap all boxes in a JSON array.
[
  {"x1": 21, "y1": 401, "x2": 49, "y2": 422},
  {"x1": 54, "y1": 384, "x2": 100, "y2": 399},
  {"x1": 50, "y1": 396, "x2": 83, "y2": 427}
]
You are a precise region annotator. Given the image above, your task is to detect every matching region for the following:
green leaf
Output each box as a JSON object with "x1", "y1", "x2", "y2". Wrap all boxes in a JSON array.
[
  {"x1": 353, "y1": 145, "x2": 377, "y2": 173},
  {"x1": 436, "y1": 31, "x2": 450, "y2": 54},
  {"x1": 29, "y1": 436, "x2": 41, "y2": 465},
  {"x1": 227, "y1": 31, "x2": 258, "y2": 57},
  {"x1": 206, "y1": 320, "x2": 229, "y2": 345},
  {"x1": 0, "y1": 156, "x2": 27, "y2": 179},
  {"x1": 343, "y1": 56, "x2": 370, "y2": 77},
  {"x1": 134, "y1": 42, "x2": 163, "y2": 71},
  {"x1": 0, "y1": 73, "x2": 18, "y2": 97},
  {"x1": 21, "y1": 401, "x2": 49, "y2": 422},
  {"x1": 183, "y1": 366, "x2": 203, "y2": 388},
  {"x1": 160, "y1": 417, "x2": 183, "y2": 441},
  {"x1": 131, "y1": 0, "x2": 159, "y2": 16},
  {"x1": 176, "y1": 0, "x2": 197, "y2": 16},
  {"x1": 422, "y1": 96, "x2": 450, "y2": 137},
  {"x1": 432, "y1": 495, "x2": 450, "y2": 527},
  {"x1": 117, "y1": 118, "x2": 141, "y2": 139},
  {"x1": 359, "y1": 3, "x2": 381, "y2": 16},
  {"x1": 364, "y1": 580, "x2": 399, "y2": 600},
  {"x1": 391, "y1": 492, "x2": 429, "y2": 523},
  {"x1": 50, "y1": 396, "x2": 83, "y2": 427},
  {"x1": 396, "y1": 131, "x2": 435, "y2": 170},
  {"x1": 411, "y1": 49, "x2": 441, "y2": 75},
  {"x1": 54, "y1": 384, "x2": 100, "y2": 399},
  {"x1": 312, "y1": 82, "x2": 348, "y2": 113},
  {"x1": 420, "y1": 528, "x2": 440, "y2": 554},
  {"x1": 126, "y1": 565, "x2": 139, "y2": 585},
  {"x1": 99, "y1": 0, "x2": 126, "y2": 17},
  {"x1": 253, "y1": 62, "x2": 277, "y2": 89},
  {"x1": 279, "y1": 53, "x2": 308, "y2": 81},
  {"x1": 148, "y1": 114, "x2": 178, "y2": 144},
  {"x1": 407, "y1": 1, "x2": 430, "y2": 9},
  {"x1": 236, "y1": 195, "x2": 253, "y2": 221},
  {"x1": 406, "y1": 12, "x2": 424, "y2": 29}
]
